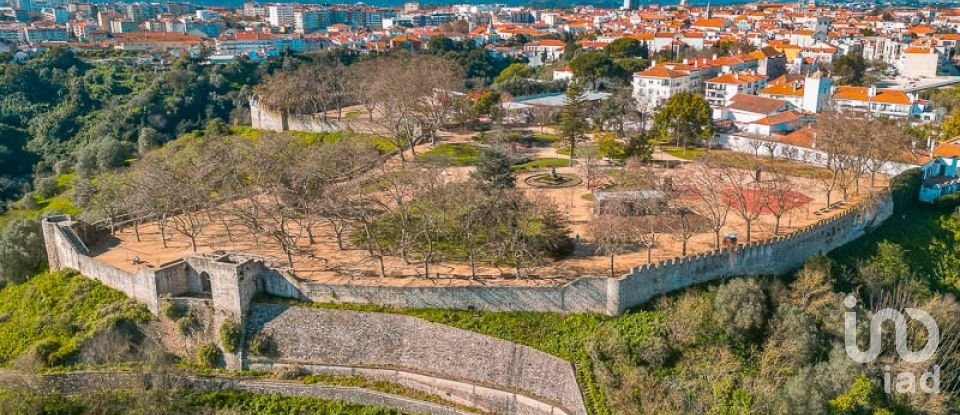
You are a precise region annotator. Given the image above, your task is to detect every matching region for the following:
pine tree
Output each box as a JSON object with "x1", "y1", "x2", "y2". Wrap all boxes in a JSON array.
[
  {"x1": 560, "y1": 81, "x2": 588, "y2": 167},
  {"x1": 472, "y1": 147, "x2": 515, "y2": 190}
]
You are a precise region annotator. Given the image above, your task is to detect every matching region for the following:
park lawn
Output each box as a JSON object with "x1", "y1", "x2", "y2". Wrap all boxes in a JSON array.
[
  {"x1": 473, "y1": 131, "x2": 559, "y2": 146},
  {"x1": 660, "y1": 145, "x2": 705, "y2": 160},
  {"x1": 0, "y1": 270, "x2": 152, "y2": 368},
  {"x1": 416, "y1": 143, "x2": 481, "y2": 166},
  {"x1": 557, "y1": 143, "x2": 599, "y2": 158},
  {"x1": 531, "y1": 132, "x2": 561, "y2": 144},
  {"x1": 512, "y1": 158, "x2": 577, "y2": 172}
]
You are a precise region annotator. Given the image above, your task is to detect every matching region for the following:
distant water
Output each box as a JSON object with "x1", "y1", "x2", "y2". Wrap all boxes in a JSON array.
[{"x1": 191, "y1": 0, "x2": 790, "y2": 9}]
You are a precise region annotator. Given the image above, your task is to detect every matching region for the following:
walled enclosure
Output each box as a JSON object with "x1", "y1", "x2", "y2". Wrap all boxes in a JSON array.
[
  {"x1": 41, "y1": 192, "x2": 893, "y2": 317},
  {"x1": 40, "y1": 193, "x2": 892, "y2": 415},
  {"x1": 40, "y1": 216, "x2": 589, "y2": 415}
]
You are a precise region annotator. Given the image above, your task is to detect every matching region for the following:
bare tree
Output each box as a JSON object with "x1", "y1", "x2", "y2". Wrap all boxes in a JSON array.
[
  {"x1": 255, "y1": 60, "x2": 350, "y2": 121},
  {"x1": 865, "y1": 119, "x2": 911, "y2": 187},
  {"x1": 352, "y1": 54, "x2": 464, "y2": 162},
  {"x1": 85, "y1": 171, "x2": 130, "y2": 235},
  {"x1": 663, "y1": 182, "x2": 709, "y2": 256},
  {"x1": 456, "y1": 186, "x2": 495, "y2": 279},
  {"x1": 816, "y1": 112, "x2": 873, "y2": 201},
  {"x1": 721, "y1": 156, "x2": 763, "y2": 242},
  {"x1": 760, "y1": 164, "x2": 802, "y2": 235},
  {"x1": 132, "y1": 143, "x2": 215, "y2": 253},
  {"x1": 682, "y1": 162, "x2": 731, "y2": 249},
  {"x1": 589, "y1": 198, "x2": 642, "y2": 277}
]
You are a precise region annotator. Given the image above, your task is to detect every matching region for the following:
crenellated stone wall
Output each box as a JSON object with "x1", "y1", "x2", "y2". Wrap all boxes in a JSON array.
[
  {"x1": 608, "y1": 192, "x2": 893, "y2": 314},
  {"x1": 42, "y1": 191, "x2": 894, "y2": 320}
]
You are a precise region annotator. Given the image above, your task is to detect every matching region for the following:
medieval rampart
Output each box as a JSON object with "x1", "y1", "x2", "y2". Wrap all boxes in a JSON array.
[
  {"x1": 250, "y1": 98, "x2": 342, "y2": 133},
  {"x1": 41, "y1": 192, "x2": 893, "y2": 319}
]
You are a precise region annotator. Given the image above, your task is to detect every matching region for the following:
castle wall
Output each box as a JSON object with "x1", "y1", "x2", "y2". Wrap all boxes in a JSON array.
[
  {"x1": 42, "y1": 191, "x2": 894, "y2": 319},
  {"x1": 245, "y1": 304, "x2": 587, "y2": 415},
  {"x1": 153, "y1": 260, "x2": 191, "y2": 297},
  {"x1": 609, "y1": 192, "x2": 893, "y2": 314},
  {"x1": 259, "y1": 272, "x2": 610, "y2": 314},
  {"x1": 249, "y1": 99, "x2": 342, "y2": 133},
  {"x1": 41, "y1": 217, "x2": 162, "y2": 315}
]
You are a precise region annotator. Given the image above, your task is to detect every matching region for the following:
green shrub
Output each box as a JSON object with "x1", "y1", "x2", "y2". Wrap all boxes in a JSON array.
[
  {"x1": 161, "y1": 301, "x2": 187, "y2": 321},
  {"x1": 0, "y1": 218, "x2": 47, "y2": 285},
  {"x1": 713, "y1": 277, "x2": 768, "y2": 343},
  {"x1": 176, "y1": 314, "x2": 198, "y2": 336},
  {"x1": 34, "y1": 177, "x2": 59, "y2": 199},
  {"x1": 219, "y1": 319, "x2": 242, "y2": 353},
  {"x1": 196, "y1": 343, "x2": 221, "y2": 369},
  {"x1": 248, "y1": 332, "x2": 277, "y2": 357},
  {"x1": 28, "y1": 338, "x2": 64, "y2": 368}
]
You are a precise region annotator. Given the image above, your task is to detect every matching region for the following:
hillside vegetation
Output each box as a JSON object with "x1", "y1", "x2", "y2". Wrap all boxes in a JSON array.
[
  {"x1": 0, "y1": 270, "x2": 152, "y2": 369},
  {"x1": 0, "y1": 389, "x2": 405, "y2": 415}
]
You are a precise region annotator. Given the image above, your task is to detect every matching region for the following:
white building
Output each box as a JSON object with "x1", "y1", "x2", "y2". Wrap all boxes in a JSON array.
[
  {"x1": 632, "y1": 64, "x2": 696, "y2": 108},
  {"x1": 522, "y1": 39, "x2": 565, "y2": 63},
  {"x1": 716, "y1": 94, "x2": 795, "y2": 124},
  {"x1": 294, "y1": 10, "x2": 319, "y2": 34},
  {"x1": 704, "y1": 71, "x2": 768, "y2": 107},
  {"x1": 801, "y1": 71, "x2": 831, "y2": 114},
  {"x1": 832, "y1": 85, "x2": 924, "y2": 120},
  {"x1": 268, "y1": 4, "x2": 294, "y2": 28}
]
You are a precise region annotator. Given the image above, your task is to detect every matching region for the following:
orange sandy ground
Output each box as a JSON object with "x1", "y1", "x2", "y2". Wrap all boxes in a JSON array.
[{"x1": 89, "y1": 129, "x2": 887, "y2": 288}]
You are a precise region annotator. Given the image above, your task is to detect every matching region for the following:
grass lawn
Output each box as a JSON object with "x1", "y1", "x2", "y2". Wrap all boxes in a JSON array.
[
  {"x1": 416, "y1": 143, "x2": 481, "y2": 166},
  {"x1": 557, "y1": 143, "x2": 599, "y2": 158},
  {"x1": 698, "y1": 150, "x2": 827, "y2": 178},
  {"x1": 474, "y1": 131, "x2": 560, "y2": 146},
  {"x1": 512, "y1": 158, "x2": 576, "y2": 172},
  {"x1": 659, "y1": 145, "x2": 705, "y2": 160}
]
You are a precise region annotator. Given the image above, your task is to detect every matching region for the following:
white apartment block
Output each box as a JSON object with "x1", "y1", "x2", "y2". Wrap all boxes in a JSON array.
[
  {"x1": 704, "y1": 72, "x2": 768, "y2": 107},
  {"x1": 632, "y1": 64, "x2": 697, "y2": 108},
  {"x1": 268, "y1": 4, "x2": 295, "y2": 28}
]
